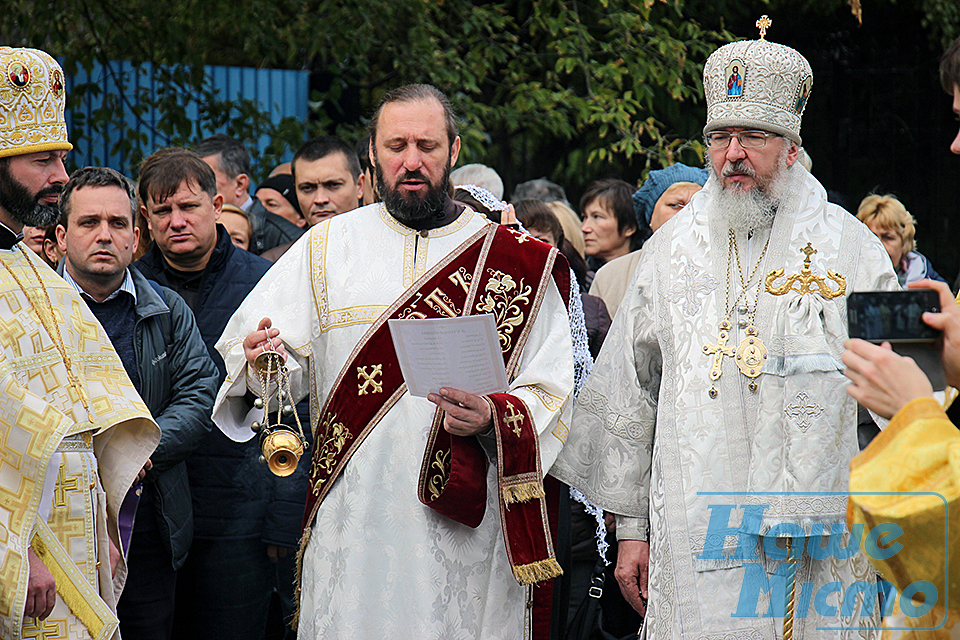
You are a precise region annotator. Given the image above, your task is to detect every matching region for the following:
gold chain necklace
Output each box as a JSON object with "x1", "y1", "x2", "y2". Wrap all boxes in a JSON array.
[
  {"x1": 702, "y1": 229, "x2": 770, "y2": 399},
  {"x1": 0, "y1": 246, "x2": 93, "y2": 422}
]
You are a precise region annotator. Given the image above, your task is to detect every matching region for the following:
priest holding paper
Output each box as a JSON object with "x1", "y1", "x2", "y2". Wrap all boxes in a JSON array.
[{"x1": 212, "y1": 84, "x2": 575, "y2": 640}]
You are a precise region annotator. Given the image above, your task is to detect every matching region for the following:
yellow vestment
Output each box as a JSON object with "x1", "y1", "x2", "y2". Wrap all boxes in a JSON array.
[
  {"x1": 849, "y1": 396, "x2": 960, "y2": 638},
  {"x1": 0, "y1": 248, "x2": 159, "y2": 640}
]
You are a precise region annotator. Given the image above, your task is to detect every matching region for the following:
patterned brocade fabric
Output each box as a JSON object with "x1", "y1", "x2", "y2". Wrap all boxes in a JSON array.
[
  {"x1": 213, "y1": 205, "x2": 574, "y2": 639},
  {"x1": 553, "y1": 168, "x2": 899, "y2": 638},
  {"x1": 0, "y1": 249, "x2": 158, "y2": 640},
  {"x1": 849, "y1": 397, "x2": 960, "y2": 638}
]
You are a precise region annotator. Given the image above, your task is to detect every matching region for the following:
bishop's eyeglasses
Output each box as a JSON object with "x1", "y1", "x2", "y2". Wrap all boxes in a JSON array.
[{"x1": 704, "y1": 130, "x2": 779, "y2": 149}]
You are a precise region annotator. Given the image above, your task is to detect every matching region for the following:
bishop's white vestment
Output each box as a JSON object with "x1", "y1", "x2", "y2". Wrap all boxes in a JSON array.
[
  {"x1": 212, "y1": 204, "x2": 574, "y2": 639},
  {"x1": 552, "y1": 169, "x2": 899, "y2": 639}
]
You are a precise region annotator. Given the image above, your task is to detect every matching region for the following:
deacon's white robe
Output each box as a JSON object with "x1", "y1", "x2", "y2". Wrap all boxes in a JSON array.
[
  {"x1": 212, "y1": 204, "x2": 574, "y2": 639},
  {"x1": 552, "y1": 169, "x2": 899, "y2": 639}
]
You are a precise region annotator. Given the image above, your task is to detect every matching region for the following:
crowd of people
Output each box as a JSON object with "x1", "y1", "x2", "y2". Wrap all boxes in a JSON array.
[{"x1": 0, "y1": 23, "x2": 959, "y2": 640}]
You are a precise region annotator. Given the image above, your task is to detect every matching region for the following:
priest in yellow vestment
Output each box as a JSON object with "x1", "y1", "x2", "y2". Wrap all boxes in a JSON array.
[
  {"x1": 0, "y1": 47, "x2": 159, "y2": 640},
  {"x1": 845, "y1": 279, "x2": 960, "y2": 638}
]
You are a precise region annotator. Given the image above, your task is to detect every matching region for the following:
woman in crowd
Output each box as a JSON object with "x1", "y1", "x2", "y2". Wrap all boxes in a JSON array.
[
  {"x1": 856, "y1": 193, "x2": 946, "y2": 287},
  {"x1": 219, "y1": 204, "x2": 253, "y2": 251},
  {"x1": 514, "y1": 199, "x2": 611, "y2": 359},
  {"x1": 579, "y1": 179, "x2": 646, "y2": 281},
  {"x1": 589, "y1": 164, "x2": 706, "y2": 316}
]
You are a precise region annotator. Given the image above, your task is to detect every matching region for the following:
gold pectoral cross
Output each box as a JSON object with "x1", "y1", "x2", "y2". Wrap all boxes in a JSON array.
[{"x1": 702, "y1": 321, "x2": 735, "y2": 399}]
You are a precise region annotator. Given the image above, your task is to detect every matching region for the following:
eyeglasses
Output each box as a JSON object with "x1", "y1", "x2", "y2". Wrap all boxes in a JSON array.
[{"x1": 704, "y1": 130, "x2": 780, "y2": 149}]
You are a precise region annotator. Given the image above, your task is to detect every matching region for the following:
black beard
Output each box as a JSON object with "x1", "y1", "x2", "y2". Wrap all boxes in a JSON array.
[
  {"x1": 0, "y1": 163, "x2": 62, "y2": 228},
  {"x1": 375, "y1": 161, "x2": 450, "y2": 226}
]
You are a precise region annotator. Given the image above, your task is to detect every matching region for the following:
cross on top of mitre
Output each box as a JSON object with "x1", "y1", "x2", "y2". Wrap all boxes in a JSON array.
[{"x1": 756, "y1": 15, "x2": 772, "y2": 40}]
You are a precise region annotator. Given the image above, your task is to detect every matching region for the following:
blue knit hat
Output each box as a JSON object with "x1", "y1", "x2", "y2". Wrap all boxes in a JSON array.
[{"x1": 633, "y1": 164, "x2": 708, "y2": 225}]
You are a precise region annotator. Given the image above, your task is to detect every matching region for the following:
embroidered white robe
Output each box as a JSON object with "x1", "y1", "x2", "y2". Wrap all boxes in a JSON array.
[
  {"x1": 553, "y1": 169, "x2": 899, "y2": 639},
  {"x1": 0, "y1": 247, "x2": 159, "y2": 640},
  {"x1": 212, "y1": 204, "x2": 574, "y2": 639}
]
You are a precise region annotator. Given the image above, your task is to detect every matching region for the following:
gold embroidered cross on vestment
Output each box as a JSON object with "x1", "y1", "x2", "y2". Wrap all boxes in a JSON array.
[
  {"x1": 504, "y1": 401, "x2": 525, "y2": 437},
  {"x1": 357, "y1": 364, "x2": 383, "y2": 395}
]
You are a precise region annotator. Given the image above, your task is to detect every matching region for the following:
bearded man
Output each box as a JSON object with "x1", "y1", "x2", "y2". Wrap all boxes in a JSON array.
[
  {"x1": 212, "y1": 84, "x2": 575, "y2": 639},
  {"x1": 0, "y1": 47, "x2": 158, "y2": 640},
  {"x1": 552, "y1": 29, "x2": 900, "y2": 638}
]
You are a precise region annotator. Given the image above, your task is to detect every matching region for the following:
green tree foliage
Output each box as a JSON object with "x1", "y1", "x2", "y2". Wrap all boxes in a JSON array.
[
  {"x1": 301, "y1": 0, "x2": 732, "y2": 189},
  {"x1": 2, "y1": 0, "x2": 732, "y2": 189},
  {"x1": 7, "y1": 0, "x2": 949, "y2": 192}
]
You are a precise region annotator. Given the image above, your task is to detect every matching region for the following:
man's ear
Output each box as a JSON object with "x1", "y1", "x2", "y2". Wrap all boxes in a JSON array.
[
  {"x1": 236, "y1": 174, "x2": 250, "y2": 202},
  {"x1": 56, "y1": 224, "x2": 67, "y2": 254},
  {"x1": 449, "y1": 136, "x2": 461, "y2": 168},
  {"x1": 785, "y1": 142, "x2": 800, "y2": 167},
  {"x1": 355, "y1": 172, "x2": 366, "y2": 203},
  {"x1": 213, "y1": 194, "x2": 224, "y2": 221},
  {"x1": 141, "y1": 205, "x2": 153, "y2": 233}
]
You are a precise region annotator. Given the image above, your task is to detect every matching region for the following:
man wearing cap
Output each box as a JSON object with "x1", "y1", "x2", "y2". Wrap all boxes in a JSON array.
[
  {"x1": 0, "y1": 47, "x2": 159, "y2": 639},
  {"x1": 255, "y1": 173, "x2": 304, "y2": 230},
  {"x1": 553, "y1": 27, "x2": 899, "y2": 636}
]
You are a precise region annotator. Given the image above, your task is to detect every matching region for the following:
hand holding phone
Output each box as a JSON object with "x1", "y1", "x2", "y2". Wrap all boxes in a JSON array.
[
  {"x1": 906, "y1": 279, "x2": 960, "y2": 390},
  {"x1": 847, "y1": 288, "x2": 945, "y2": 391}
]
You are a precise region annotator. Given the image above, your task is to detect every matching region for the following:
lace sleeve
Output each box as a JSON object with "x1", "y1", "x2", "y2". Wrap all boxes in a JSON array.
[{"x1": 566, "y1": 267, "x2": 593, "y2": 399}]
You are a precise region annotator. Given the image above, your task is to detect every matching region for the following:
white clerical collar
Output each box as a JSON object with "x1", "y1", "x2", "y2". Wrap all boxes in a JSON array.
[{"x1": 63, "y1": 267, "x2": 137, "y2": 303}]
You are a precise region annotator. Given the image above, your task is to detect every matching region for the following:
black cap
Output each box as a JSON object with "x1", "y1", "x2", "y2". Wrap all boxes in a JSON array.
[{"x1": 256, "y1": 174, "x2": 301, "y2": 214}]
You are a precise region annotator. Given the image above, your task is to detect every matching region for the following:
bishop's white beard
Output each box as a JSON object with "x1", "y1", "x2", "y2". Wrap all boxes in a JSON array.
[{"x1": 707, "y1": 146, "x2": 804, "y2": 235}]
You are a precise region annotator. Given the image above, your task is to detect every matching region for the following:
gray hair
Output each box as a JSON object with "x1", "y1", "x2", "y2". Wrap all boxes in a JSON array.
[
  {"x1": 192, "y1": 133, "x2": 251, "y2": 179},
  {"x1": 450, "y1": 164, "x2": 504, "y2": 200},
  {"x1": 511, "y1": 178, "x2": 568, "y2": 205}
]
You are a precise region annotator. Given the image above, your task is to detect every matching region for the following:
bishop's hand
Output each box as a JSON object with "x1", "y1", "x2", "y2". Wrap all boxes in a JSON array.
[
  {"x1": 243, "y1": 317, "x2": 287, "y2": 369},
  {"x1": 615, "y1": 539, "x2": 650, "y2": 617}
]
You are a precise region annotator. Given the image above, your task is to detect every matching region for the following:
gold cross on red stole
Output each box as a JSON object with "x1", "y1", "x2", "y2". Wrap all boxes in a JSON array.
[
  {"x1": 356, "y1": 364, "x2": 383, "y2": 395},
  {"x1": 504, "y1": 401, "x2": 525, "y2": 437},
  {"x1": 756, "y1": 15, "x2": 772, "y2": 39}
]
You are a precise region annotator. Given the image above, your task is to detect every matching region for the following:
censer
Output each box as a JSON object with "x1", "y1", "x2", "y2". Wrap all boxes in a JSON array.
[{"x1": 251, "y1": 347, "x2": 309, "y2": 477}]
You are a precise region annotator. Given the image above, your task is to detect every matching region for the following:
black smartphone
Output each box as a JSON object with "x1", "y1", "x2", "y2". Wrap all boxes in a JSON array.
[{"x1": 847, "y1": 290, "x2": 941, "y2": 343}]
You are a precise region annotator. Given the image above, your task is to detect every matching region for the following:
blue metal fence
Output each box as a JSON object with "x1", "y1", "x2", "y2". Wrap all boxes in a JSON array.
[{"x1": 63, "y1": 60, "x2": 309, "y2": 178}]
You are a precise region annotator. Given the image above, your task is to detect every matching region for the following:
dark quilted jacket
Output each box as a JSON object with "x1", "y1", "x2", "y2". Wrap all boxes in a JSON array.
[{"x1": 135, "y1": 226, "x2": 281, "y2": 540}]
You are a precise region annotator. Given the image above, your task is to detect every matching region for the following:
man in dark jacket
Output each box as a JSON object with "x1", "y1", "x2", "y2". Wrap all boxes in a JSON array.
[
  {"x1": 194, "y1": 133, "x2": 304, "y2": 256},
  {"x1": 55, "y1": 166, "x2": 219, "y2": 640},
  {"x1": 133, "y1": 148, "x2": 280, "y2": 640}
]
